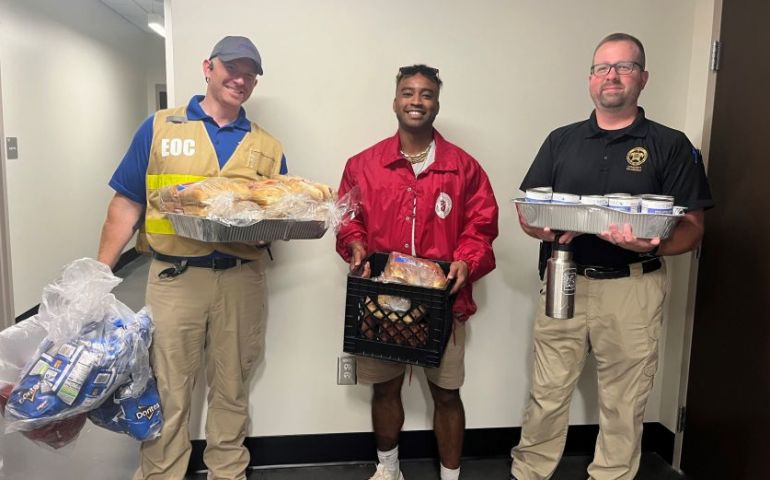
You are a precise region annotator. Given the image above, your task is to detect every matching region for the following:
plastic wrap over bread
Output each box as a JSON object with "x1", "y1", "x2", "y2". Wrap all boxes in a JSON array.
[
  {"x1": 380, "y1": 252, "x2": 448, "y2": 288},
  {"x1": 376, "y1": 252, "x2": 448, "y2": 313},
  {"x1": 158, "y1": 176, "x2": 354, "y2": 231}
]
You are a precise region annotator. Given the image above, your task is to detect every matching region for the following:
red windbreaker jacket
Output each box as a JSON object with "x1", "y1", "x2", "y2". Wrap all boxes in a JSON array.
[{"x1": 336, "y1": 130, "x2": 499, "y2": 320}]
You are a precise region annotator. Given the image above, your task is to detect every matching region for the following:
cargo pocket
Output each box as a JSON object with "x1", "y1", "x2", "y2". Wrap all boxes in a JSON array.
[{"x1": 643, "y1": 273, "x2": 666, "y2": 377}]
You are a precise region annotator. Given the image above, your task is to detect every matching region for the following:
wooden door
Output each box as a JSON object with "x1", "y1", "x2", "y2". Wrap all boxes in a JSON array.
[{"x1": 681, "y1": 0, "x2": 770, "y2": 477}]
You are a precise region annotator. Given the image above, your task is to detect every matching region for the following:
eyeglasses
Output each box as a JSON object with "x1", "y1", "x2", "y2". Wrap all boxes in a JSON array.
[{"x1": 590, "y1": 62, "x2": 643, "y2": 76}]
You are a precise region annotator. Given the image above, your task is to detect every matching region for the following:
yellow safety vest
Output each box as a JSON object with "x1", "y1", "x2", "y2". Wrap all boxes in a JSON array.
[{"x1": 144, "y1": 105, "x2": 283, "y2": 259}]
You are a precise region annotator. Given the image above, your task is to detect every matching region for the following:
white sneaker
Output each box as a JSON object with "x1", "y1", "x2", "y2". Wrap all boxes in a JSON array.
[{"x1": 368, "y1": 463, "x2": 405, "y2": 480}]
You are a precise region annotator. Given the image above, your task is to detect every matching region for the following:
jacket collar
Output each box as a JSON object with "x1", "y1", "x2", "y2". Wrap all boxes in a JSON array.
[{"x1": 381, "y1": 129, "x2": 459, "y2": 172}]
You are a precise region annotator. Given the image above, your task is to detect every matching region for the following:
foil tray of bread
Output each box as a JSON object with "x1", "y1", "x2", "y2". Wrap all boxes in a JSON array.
[
  {"x1": 513, "y1": 199, "x2": 683, "y2": 239},
  {"x1": 167, "y1": 213, "x2": 327, "y2": 242}
]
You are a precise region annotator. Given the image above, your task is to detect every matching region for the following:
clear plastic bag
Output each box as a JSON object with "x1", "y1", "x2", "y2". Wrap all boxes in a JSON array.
[
  {"x1": 326, "y1": 186, "x2": 360, "y2": 233},
  {"x1": 0, "y1": 383, "x2": 86, "y2": 450},
  {"x1": 156, "y1": 176, "x2": 352, "y2": 228},
  {"x1": 375, "y1": 252, "x2": 448, "y2": 313},
  {"x1": 0, "y1": 316, "x2": 86, "y2": 449},
  {"x1": 379, "y1": 252, "x2": 448, "y2": 288},
  {"x1": 0, "y1": 258, "x2": 157, "y2": 441},
  {"x1": 36, "y1": 258, "x2": 122, "y2": 346},
  {"x1": 88, "y1": 377, "x2": 162, "y2": 441}
]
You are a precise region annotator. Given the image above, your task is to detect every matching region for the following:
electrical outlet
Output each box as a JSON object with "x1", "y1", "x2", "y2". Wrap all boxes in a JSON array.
[{"x1": 337, "y1": 355, "x2": 357, "y2": 385}]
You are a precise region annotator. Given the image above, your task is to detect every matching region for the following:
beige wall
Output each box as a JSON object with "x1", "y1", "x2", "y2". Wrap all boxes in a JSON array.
[
  {"x1": 0, "y1": 62, "x2": 11, "y2": 328},
  {"x1": 0, "y1": 0, "x2": 717, "y2": 446},
  {"x1": 168, "y1": 0, "x2": 716, "y2": 437},
  {"x1": 0, "y1": 0, "x2": 165, "y2": 316}
]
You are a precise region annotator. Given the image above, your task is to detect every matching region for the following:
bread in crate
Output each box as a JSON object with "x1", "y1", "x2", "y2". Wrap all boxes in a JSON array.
[{"x1": 343, "y1": 252, "x2": 454, "y2": 367}]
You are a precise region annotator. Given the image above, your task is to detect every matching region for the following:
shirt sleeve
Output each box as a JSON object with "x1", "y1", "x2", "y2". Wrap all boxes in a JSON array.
[
  {"x1": 661, "y1": 134, "x2": 714, "y2": 211},
  {"x1": 335, "y1": 158, "x2": 367, "y2": 262},
  {"x1": 519, "y1": 132, "x2": 556, "y2": 192},
  {"x1": 108, "y1": 115, "x2": 154, "y2": 204},
  {"x1": 453, "y1": 161, "x2": 499, "y2": 283}
]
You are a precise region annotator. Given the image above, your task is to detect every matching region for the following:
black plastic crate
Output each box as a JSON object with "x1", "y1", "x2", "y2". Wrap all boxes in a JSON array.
[{"x1": 343, "y1": 252, "x2": 455, "y2": 368}]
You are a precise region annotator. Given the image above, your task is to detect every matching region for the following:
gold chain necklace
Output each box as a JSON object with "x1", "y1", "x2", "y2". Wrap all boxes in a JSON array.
[{"x1": 400, "y1": 144, "x2": 432, "y2": 164}]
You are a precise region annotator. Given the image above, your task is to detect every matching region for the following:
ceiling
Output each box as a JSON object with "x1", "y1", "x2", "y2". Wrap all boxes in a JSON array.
[{"x1": 99, "y1": 0, "x2": 164, "y2": 35}]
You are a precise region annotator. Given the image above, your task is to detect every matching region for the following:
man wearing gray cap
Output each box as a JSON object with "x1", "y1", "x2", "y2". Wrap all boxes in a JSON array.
[{"x1": 97, "y1": 35, "x2": 286, "y2": 479}]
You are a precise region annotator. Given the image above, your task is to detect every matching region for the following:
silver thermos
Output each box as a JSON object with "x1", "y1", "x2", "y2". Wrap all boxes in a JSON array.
[{"x1": 545, "y1": 237, "x2": 576, "y2": 319}]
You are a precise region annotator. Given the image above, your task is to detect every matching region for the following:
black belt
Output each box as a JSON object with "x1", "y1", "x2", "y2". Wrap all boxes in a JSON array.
[
  {"x1": 153, "y1": 253, "x2": 251, "y2": 270},
  {"x1": 577, "y1": 258, "x2": 661, "y2": 280}
]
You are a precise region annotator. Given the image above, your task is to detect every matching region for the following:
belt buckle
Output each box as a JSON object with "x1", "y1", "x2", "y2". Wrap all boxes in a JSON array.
[{"x1": 583, "y1": 267, "x2": 598, "y2": 280}]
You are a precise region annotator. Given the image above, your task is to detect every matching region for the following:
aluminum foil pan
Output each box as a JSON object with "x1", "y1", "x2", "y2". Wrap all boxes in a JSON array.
[
  {"x1": 167, "y1": 213, "x2": 327, "y2": 242},
  {"x1": 513, "y1": 199, "x2": 683, "y2": 239}
]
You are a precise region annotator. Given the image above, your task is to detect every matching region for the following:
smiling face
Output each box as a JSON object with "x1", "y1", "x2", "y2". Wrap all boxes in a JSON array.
[
  {"x1": 393, "y1": 73, "x2": 440, "y2": 133},
  {"x1": 589, "y1": 40, "x2": 649, "y2": 112},
  {"x1": 203, "y1": 57, "x2": 258, "y2": 109}
]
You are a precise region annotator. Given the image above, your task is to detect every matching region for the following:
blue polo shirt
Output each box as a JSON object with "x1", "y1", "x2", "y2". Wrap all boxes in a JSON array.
[{"x1": 109, "y1": 95, "x2": 288, "y2": 204}]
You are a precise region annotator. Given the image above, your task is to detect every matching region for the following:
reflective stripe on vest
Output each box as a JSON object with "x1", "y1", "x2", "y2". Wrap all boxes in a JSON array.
[{"x1": 145, "y1": 174, "x2": 208, "y2": 235}]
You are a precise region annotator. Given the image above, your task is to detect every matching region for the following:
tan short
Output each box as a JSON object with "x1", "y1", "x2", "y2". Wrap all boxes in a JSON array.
[{"x1": 356, "y1": 320, "x2": 466, "y2": 390}]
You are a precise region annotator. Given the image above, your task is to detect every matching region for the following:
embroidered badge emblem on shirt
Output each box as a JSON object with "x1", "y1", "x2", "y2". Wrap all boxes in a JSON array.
[
  {"x1": 435, "y1": 192, "x2": 452, "y2": 219},
  {"x1": 626, "y1": 146, "x2": 648, "y2": 172}
]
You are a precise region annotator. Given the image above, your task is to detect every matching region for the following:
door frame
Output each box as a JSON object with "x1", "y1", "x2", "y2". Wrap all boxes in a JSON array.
[
  {"x1": 671, "y1": 0, "x2": 723, "y2": 469},
  {"x1": 0, "y1": 62, "x2": 15, "y2": 328}
]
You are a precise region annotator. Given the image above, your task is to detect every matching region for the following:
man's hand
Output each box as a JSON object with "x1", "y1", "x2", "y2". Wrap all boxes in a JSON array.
[
  {"x1": 599, "y1": 223, "x2": 660, "y2": 253},
  {"x1": 349, "y1": 240, "x2": 370, "y2": 278},
  {"x1": 447, "y1": 260, "x2": 468, "y2": 295},
  {"x1": 518, "y1": 210, "x2": 580, "y2": 243}
]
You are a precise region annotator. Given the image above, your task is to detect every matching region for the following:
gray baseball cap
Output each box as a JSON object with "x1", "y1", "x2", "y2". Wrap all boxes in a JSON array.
[{"x1": 209, "y1": 36, "x2": 263, "y2": 75}]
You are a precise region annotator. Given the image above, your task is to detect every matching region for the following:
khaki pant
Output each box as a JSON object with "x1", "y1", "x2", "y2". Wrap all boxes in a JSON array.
[
  {"x1": 512, "y1": 262, "x2": 667, "y2": 480},
  {"x1": 134, "y1": 257, "x2": 268, "y2": 480}
]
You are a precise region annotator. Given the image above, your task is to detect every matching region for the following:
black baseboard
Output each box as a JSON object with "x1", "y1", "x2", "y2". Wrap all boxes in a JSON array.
[
  {"x1": 113, "y1": 247, "x2": 141, "y2": 273},
  {"x1": 14, "y1": 304, "x2": 39, "y2": 323},
  {"x1": 14, "y1": 248, "x2": 141, "y2": 323},
  {"x1": 188, "y1": 422, "x2": 675, "y2": 473}
]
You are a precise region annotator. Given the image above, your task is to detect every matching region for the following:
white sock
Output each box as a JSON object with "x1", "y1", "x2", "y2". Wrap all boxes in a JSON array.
[
  {"x1": 377, "y1": 446, "x2": 399, "y2": 473},
  {"x1": 440, "y1": 463, "x2": 460, "y2": 480}
]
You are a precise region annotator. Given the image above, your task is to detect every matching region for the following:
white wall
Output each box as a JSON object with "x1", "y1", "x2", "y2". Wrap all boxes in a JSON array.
[
  {"x1": 167, "y1": 0, "x2": 716, "y2": 438},
  {"x1": 0, "y1": 61, "x2": 12, "y2": 328},
  {"x1": 0, "y1": 0, "x2": 165, "y2": 317},
  {"x1": 146, "y1": 39, "x2": 167, "y2": 114}
]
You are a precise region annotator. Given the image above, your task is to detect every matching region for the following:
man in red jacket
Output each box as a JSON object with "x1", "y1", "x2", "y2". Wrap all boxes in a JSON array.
[{"x1": 336, "y1": 65, "x2": 499, "y2": 480}]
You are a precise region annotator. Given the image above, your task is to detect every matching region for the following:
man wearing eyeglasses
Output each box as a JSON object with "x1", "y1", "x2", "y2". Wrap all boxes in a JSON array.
[
  {"x1": 510, "y1": 33, "x2": 713, "y2": 480},
  {"x1": 98, "y1": 36, "x2": 287, "y2": 480},
  {"x1": 336, "y1": 65, "x2": 499, "y2": 480}
]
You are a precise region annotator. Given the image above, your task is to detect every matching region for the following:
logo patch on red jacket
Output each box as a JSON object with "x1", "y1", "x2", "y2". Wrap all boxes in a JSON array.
[{"x1": 435, "y1": 192, "x2": 452, "y2": 219}]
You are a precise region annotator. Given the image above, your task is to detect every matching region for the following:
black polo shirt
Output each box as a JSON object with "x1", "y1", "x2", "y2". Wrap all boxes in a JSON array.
[{"x1": 520, "y1": 107, "x2": 714, "y2": 268}]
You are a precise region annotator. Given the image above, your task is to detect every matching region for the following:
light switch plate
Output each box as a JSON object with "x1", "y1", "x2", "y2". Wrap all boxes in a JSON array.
[{"x1": 5, "y1": 137, "x2": 18, "y2": 160}]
